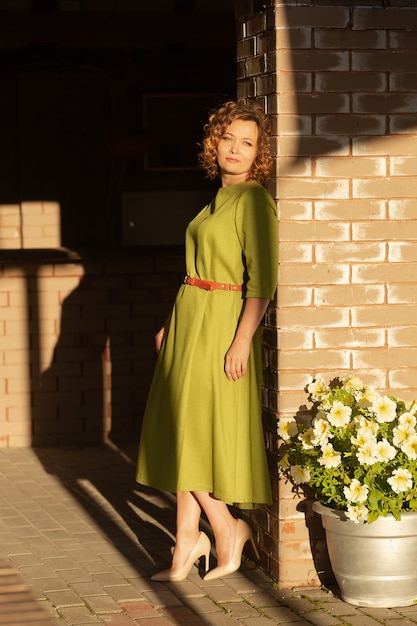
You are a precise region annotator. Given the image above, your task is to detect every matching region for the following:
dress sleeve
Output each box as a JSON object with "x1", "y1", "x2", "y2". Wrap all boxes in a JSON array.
[{"x1": 235, "y1": 185, "x2": 278, "y2": 299}]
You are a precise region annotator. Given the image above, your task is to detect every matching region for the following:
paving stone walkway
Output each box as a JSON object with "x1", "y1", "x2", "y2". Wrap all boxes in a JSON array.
[{"x1": 0, "y1": 445, "x2": 417, "y2": 626}]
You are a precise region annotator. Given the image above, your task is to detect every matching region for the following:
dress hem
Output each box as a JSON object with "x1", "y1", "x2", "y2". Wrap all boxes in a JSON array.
[{"x1": 136, "y1": 478, "x2": 271, "y2": 509}]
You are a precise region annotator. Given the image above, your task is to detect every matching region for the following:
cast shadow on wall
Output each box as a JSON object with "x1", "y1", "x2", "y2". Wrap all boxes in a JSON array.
[{"x1": 30, "y1": 255, "x2": 183, "y2": 447}]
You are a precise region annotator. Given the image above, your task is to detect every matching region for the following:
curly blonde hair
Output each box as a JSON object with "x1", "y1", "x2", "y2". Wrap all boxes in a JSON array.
[{"x1": 198, "y1": 100, "x2": 273, "y2": 185}]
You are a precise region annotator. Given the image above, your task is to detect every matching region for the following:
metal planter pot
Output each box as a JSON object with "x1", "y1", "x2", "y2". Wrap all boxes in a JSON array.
[{"x1": 313, "y1": 501, "x2": 417, "y2": 607}]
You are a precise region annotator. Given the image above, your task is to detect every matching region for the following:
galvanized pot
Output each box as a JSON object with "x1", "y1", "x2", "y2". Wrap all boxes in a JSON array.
[{"x1": 313, "y1": 501, "x2": 417, "y2": 607}]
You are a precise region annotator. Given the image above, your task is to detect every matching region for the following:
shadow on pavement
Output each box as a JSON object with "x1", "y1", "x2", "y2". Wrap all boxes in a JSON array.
[{"x1": 33, "y1": 443, "x2": 220, "y2": 624}]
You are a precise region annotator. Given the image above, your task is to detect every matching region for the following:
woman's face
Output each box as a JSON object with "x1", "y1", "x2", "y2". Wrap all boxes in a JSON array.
[{"x1": 216, "y1": 118, "x2": 259, "y2": 185}]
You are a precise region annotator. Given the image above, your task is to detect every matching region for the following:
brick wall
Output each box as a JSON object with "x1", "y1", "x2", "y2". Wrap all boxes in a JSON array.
[
  {"x1": 0, "y1": 202, "x2": 60, "y2": 250},
  {"x1": 0, "y1": 249, "x2": 184, "y2": 447},
  {"x1": 236, "y1": 0, "x2": 281, "y2": 584},
  {"x1": 237, "y1": 0, "x2": 417, "y2": 587}
]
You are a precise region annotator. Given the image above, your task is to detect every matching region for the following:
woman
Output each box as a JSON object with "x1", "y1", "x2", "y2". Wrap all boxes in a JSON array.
[{"x1": 136, "y1": 100, "x2": 278, "y2": 582}]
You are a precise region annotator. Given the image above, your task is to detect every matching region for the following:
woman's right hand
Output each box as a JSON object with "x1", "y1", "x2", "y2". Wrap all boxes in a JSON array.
[
  {"x1": 155, "y1": 313, "x2": 172, "y2": 354},
  {"x1": 155, "y1": 326, "x2": 166, "y2": 354}
]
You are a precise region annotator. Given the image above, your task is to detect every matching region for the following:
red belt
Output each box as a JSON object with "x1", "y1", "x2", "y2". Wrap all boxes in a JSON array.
[{"x1": 184, "y1": 276, "x2": 242, "y2": 292}]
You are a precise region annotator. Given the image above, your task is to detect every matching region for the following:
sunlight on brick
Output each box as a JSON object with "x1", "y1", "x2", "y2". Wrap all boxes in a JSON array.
[
  {"x1": 0, "y1": 275, "x2": 31, "y2": 447},
  {"x1": 22, "y1": 202, "x2": 61, "y2": 249},
  {"x1": 0, "y1": 204, "x2": 21, "y2": 249},
  {"x1": 0, "y1": 202, "x2": 61, "y2": 250}
]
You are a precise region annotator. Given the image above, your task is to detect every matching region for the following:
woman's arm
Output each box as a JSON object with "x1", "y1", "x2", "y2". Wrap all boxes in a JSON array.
[
  {"x1": 224, "y1": 297, "x2": 270, "y2": 382},
  {"x1": 155, "y1": 312, "x2": 172, "y2": 354}
]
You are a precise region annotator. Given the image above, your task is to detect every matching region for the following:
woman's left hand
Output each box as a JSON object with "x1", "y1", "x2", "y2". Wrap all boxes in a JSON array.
[
  {"x1": 223, "y1": 297, "x2": 270, "y2": 382},
  {"x1": 224, "y1": 338, "x2": 251, "y2": 382}
]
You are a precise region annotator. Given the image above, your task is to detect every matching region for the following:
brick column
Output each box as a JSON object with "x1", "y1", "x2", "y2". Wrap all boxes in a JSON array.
[
  {"x1": 236, "y1": 0, "x2": 280, "y2": 582},
  {"x1": 237, "y1": 0, "x2": 417, "y2": 587}
]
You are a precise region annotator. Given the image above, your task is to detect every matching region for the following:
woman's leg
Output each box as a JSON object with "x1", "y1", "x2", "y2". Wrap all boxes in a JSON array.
[
  {"x1": 192, "y1": 491, "x2": 238, "y2": 566},
  {"x1": 153, "y1": 490, "x2": 250, "y2": 580},
  {"x1": 171, "y1": 490, "x2": 238, "y2": 569},
  {"x1": 151, "y1": 492, "x2": 210, "y2": 580},
  {"x1": 170, "y1": 491, "x2": 202, "y2": 571}
]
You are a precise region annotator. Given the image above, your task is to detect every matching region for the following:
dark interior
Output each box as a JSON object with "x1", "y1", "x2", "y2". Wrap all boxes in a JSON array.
[{"x1": 0, "y1": 1, "x2": 237, "y2": 250}]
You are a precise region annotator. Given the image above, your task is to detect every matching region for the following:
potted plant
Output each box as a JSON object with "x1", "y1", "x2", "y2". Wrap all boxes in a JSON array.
[{"x1": 279, "y1": 375, "x2": 417, "y2": 608}]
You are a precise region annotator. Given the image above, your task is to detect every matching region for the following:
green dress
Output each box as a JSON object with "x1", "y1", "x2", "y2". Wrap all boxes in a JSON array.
[{"x1": 136, "y1": 180, "x2": 278, "y2": 508}]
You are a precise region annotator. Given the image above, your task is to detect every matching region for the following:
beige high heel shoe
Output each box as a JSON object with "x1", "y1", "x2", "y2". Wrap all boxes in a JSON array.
[
  {"x1": 151, "y1": 531, "x2": 211, "y2": 582},
  {"x1": 203, "y1": 519, "x2": 259, "y2": 581}
]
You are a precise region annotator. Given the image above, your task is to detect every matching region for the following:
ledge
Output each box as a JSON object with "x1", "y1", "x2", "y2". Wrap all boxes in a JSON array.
[{"x1": 0, "y1": 245, "x2": 185, "y2": 265}]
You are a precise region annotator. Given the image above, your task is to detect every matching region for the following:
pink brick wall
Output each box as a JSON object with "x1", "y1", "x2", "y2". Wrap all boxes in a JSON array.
[
  {"x1": 0, "y1": 253, "x2": 184, "y2": 447},
  {"x1": 0, "y1": 202, "x2": 60, "y2": 250},
  {"x1": 237, "y1": 0, "x2": 417, "y2": 587}
]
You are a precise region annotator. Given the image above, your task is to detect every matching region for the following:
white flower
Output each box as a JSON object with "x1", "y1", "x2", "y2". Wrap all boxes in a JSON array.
[
  {"x1": 372, "y1": 395, "x2": 397, "y2": 423},
  {"x1": 318, "y1": 443, "x2": 341, "y2": 469},
  {"x1": 398, "y1": 412, "x2": 417, "y2": 428},
  {"x1": 299, "y1": 428, "x2": 315, "y2": 450},
  {"x1": 357, "y1": 385, "x2": 379, "y2": 409},
  {"x1": 328, "y1": 401, "x2": 352, "y2": 427},
  {"x1": 356, "y1": 417, "x2": 379, "y2": 437},
  {"x1": 387, "y1": 468, "x2": 413, "y2": 493},
  {"x1": 312, "y1": 418, "x2": 331, "y2": 446},
  {"x1": 278, "y1": 418, "x2": 298, "y2": 441},
  {"x1": 307, "y1": 378, "x2": 329, "y2": 401},
  {"x1": 351, "y1": 431, "x2": 369, "y2": 448},
  {"x1": 281, "y1": 375, "x2": 417, "y2": 523},
  {"x1": 346, "y1": 504, "x2": 369, "y2": 523},
  {"x1": 401, "y1": 434, "x2": 417, "y2": 460},
  {"x1": 352, "y1": 419, "x2": 379, "y2": 447},
  {"x1": 318, "y1": 395, "x2": 333, "y2": 410},
  {"x1": 356, "y1": 439, "x2": 379, "y2": 465},
  {"x1": 404, "y1": 400, "x2": 417, "y2": 413},
  {"x1": 376, "y1": 439, "x2": 397, "y2": 462},
  {"x1": 344, "y1": 479, "x2": 369, "y2": 503},
  {"x1": 290, "y1": 465, "x2": 311, "y2": 485},
  {"x1": 351, "y1": 422, "x2": 379, "y2": 448},
  {"x1": 344, "y1": 376, "x2": 364, "y2": 393},
  {"x1": 393, "y1": 423, "x2": 414, "y2": 447}
]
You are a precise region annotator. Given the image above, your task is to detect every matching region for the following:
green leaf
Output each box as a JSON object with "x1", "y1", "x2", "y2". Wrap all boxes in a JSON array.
[
  {"x1": 368, "y1": 489, "x2": 383, "y2": 510},
  {"x1": 279, "y1": 452, "x2": 289, "y2": 468},
  {"x1": 367, "y1": 510, "x2": 379, "y2": 523}
]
